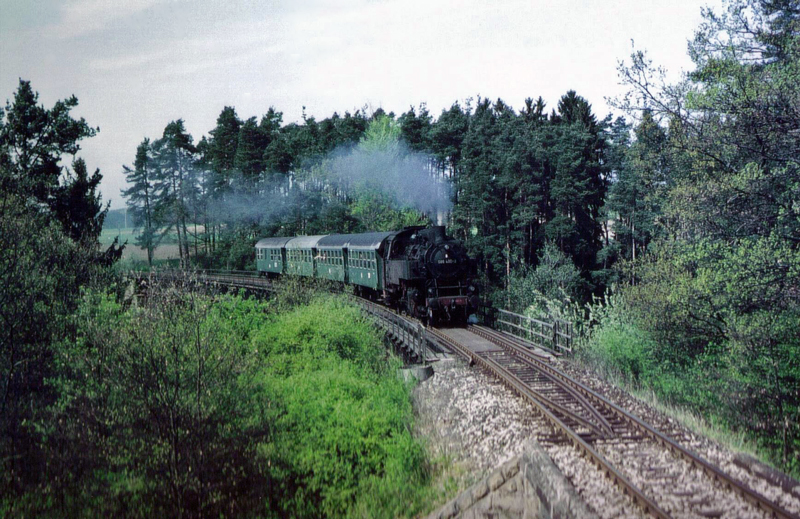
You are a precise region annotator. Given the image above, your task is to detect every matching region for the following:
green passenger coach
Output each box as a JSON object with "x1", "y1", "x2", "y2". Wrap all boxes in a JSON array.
[
  {"x1": 315, "y1": 234, "x2": 347, "y2": 282},
  {"x1": 257, "y1": 232, "x2": 395, "y2": 290},
  {"x1": 342, "y1": 232, "x2": 393, "y2": 290},
  {"x1": 255, "y1": 237, "x2": 293, "y2": 276},
  {"x1": 285, "y1": 235, "x2": 324, "y2": 277}
]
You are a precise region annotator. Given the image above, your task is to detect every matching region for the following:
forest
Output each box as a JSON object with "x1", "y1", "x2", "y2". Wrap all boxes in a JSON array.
[{"x1": 1, "y1": 0, "x2": 798, "y2": 515}]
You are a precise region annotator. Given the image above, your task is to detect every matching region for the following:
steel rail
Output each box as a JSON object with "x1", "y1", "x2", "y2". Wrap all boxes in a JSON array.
[
  {"x1": 349, "y1": 298, "x2": 609, "y2": 437},
  {"x1": 471, "y1": 326, "x2": 615, "y2": 437},
  {"x1": 481, "y1": 349, "x2": 612, "y2": 439},
  {"x1": 427, "y1": 327, "x2": 670, "y2": 519},
  {"x1": 471, "y1": 325, "x2": 799, "y2": 519}
]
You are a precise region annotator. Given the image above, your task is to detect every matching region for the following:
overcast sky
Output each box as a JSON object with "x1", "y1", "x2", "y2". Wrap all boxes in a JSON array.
[{"x1": 1, "y1": 0, "x2": 723, "y2": 209}]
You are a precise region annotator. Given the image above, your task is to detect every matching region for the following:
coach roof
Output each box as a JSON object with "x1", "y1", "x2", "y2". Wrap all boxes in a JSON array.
[
  {"x1": 255, "y1": 237, "x2": 293, "y2": 248},
  {"x1": 318, "y1": 231, "x2": 396, "y2": 251},
  {"x1": 285, "y1": 235, "x2": 325, "y2": 249}
]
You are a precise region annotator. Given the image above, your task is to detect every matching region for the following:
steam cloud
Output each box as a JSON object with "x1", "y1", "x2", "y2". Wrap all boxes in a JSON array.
[
  {"x1": 326, "y1": 143, "x2": 452, "y2": 219},
  {"x1": 206, "y1": 142, "x2": 451, "y2": 227}
]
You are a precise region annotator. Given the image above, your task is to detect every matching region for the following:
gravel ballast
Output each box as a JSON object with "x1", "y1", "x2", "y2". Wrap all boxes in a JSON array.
[
  {"x1": 413, "y1": 358, "x2": 646, "y2": 518},
  {"x1": 413, "y1": 353, "x2": 800, "y2": 518}
]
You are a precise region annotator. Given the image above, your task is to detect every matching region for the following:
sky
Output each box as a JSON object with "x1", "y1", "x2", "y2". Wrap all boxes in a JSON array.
[{"x1": 1, "y1": 0, "x2": 725, "y2": 209}]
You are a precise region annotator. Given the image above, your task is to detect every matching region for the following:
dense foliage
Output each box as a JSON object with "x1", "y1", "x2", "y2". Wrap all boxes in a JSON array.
[
  {"x1": 5, "y1": 283, "x2": 430, "y2": 517},
  {"x1": 587, "y1": 0, "x2": 800, "y2": 474},
  {"x1": 0, "y1": 81, "x2": 122, "y2": 502}
]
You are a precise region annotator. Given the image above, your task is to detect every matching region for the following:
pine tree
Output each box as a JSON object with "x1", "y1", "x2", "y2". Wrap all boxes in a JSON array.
[
  {"x1": 0, "y1": 80, "x2": 121, "y2": 264},
  {"x1": 429, "y1": 102, "x2": 469, "y2": 182},
  {"x1": 234, "y1": 116, "x2": 268, "y2": 183},
  {"x1": 0, "y1": 80, "x2": 96, "y2": 205},
  {"x1": 208, "y1": 106, "x2": 241, "y2": 192},
  {"x1": 454, "y1": 98, "x2": 505, "y2": 283},
  {"x1": 506, "y1": 101, "x2": 550, "y2": 266},
  {"x1": 122, "y1": 139, "x2": 158, "y2": 265},
  {"x1": 152, "y1": 120, "x2": 197, "y2": 266},
  {"x1": 545, "y1": 91, "x2": 607, "y2": 279},
  {"x1": 50, "y1": 157, "x2": 106, "y2": 246},
  {"x1": 606, "y1": 111, "x2": 666, "y2": 265},
  {"x1": 398, "y1": 105, "x2": 432, "y2": 152}
]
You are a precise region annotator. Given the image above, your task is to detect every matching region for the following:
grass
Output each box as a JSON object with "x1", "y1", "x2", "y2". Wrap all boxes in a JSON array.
[
  {"x1": 574, "y1": 360, "x2": 762, "y2": 455},
  {"x1": 627, "y1": 384, "x2": 764, "y2": 459}
]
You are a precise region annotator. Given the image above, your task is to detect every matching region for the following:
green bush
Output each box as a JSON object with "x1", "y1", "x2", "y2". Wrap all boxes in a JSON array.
[
  {"x1": 581, "y1": 295, "x2": 656, "y2": 383},
  {"x1": 251, "y1": 296, "x2": 430, "y2": 517},
  {"x1": 584, "y1": 318, "x2": 655, "y2": 382}
]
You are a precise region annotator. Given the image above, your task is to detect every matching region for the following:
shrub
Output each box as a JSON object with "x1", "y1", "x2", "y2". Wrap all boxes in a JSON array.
[
  {"x1": 581, "y1": 294, "x2": 656, "y2": 383},
  {"x1": 251, "y1": 296, "x2": 430, "y2": 517}
]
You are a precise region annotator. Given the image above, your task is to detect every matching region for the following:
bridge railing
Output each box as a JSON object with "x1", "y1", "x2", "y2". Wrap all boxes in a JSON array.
[
  {"x1": 479, "y1": 305, "x2": 572, "y2": 355},
  {"x1": 136, "y1": 269, "x2": 274, "y2": 293},
  {"x1": 359, "y1": 300, "x2": 428, "y2": 363}
]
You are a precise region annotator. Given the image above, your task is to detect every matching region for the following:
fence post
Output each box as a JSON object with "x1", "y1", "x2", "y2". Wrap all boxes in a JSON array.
[
  {"x1": 527, "y1": 316, "x2": 532, "y2": 342},
  {"x1": 421, "y1": 323, "x2": 427, "y2": 365},
  {"x1": 553, "y1": 320, "x2": 559, "y2": 351},
  {"x1": 418, "y1": 324, "x2": 422, "y2": 360}
]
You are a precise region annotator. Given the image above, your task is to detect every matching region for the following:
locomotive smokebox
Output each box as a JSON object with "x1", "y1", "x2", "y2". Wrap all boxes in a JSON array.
[{"x1": 430, "y1": 226, "x2": 446, "y2": 243}]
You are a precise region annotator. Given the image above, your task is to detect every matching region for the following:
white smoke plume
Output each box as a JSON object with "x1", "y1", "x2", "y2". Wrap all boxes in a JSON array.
[
  {"x1": 203, "y1": 142, "x2": 450, "y2": 227},
  {"x1": 325, "y1": 142, "x2": 451, "y2": 220}
]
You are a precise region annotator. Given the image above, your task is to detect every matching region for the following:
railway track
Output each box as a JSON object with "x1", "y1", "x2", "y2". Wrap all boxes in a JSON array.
[{"x1": 431, "y1": 325, "x2": 799, "y2": 519}]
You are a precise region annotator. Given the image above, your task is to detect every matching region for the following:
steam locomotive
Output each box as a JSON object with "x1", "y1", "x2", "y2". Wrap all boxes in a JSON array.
[{"x1": 255, "y1": 226, "x2": 479, "y2": 323}]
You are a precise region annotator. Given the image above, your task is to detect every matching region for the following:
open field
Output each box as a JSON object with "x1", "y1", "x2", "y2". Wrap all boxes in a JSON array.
[{"x1": 101, "y1": 228, "x2": 181, "y2": 261}]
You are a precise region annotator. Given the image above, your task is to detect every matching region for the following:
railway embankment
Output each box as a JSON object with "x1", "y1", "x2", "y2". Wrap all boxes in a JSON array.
[
  {"x1": 413, "y1": 357, "x2": 646, "y2": 518},
  {"x1": 413, "y1": 327, "x2": 800, "y2": 518}
]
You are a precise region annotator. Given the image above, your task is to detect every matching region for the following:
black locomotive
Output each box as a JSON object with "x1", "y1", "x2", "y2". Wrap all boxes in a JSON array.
[{"x1": 255, "y1": 225, "x2": 479, "y2": 323}]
